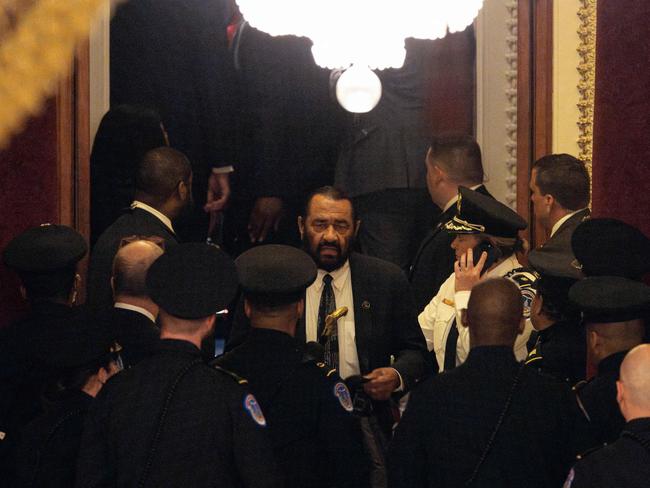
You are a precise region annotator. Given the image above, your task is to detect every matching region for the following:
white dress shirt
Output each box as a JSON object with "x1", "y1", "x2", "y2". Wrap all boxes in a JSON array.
[
  {"x1": 305, "y1": 260, "x2": 360, "y2": 379},
  {"x1": 114, "y1": 302, "x2": 156, "y2": 323},
  {"x1": 131, "y1": 200, "x2": 175, "y2": 234},
  {"x1": 550, "y1": 209, "x2": 587, "y2": 237}
]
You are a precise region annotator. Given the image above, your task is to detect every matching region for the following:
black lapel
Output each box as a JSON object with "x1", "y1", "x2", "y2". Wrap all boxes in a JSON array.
[{"x1": 349, "y1": 254, "x2": 372, "y2": 373}]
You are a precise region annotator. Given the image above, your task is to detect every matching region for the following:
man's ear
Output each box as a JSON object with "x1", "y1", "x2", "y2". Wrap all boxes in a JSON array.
[
  {"x1": 110, "y1": 276, "x2": 116, "y2": 297},
  {"x1": 460, "y1": 309, "x2": 468, "y2": 328},
  {"x1": 531, "y1": 294, "x2": 543, "y2": 318},
  {"x1": 177, "y1": 180, "x2": 188, "y2": 201},
  {"x1": 296, "y1": 298, "x2": 305, "y2": 319},
  {"x1": 616, "y1": 380, "x2": 624, "y2": 406},
  {"x1": 244, "y1": 299, "x2": 252, "y2": 319},
  {"x1": 297, "y1": 216, "x2": 305, "y2": 239},
  {"x1": 587, "y1": 328, "x2": 600, "y2": 352}
]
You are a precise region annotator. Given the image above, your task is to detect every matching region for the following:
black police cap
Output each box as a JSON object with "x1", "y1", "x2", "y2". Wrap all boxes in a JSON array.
[
  {"x1": 569, "y1": 276, "x2": 650, "y2": 323},
  {"x1": 34, "y1": 308, "x2": 115, "y2": 370},
  {"x1": 528, "y1": 248, "x2": 580, "y2": 314},
  {"x1": 528, "y1": 246, "x2": 583, "y2": 281},
  {"x1": 236, "y1": 244, "x2": 317, "y2": 296},
  {"x1": 3, "y1": 224, "x2": 87, "y2": 272},
  {"x1": 443, "y1": 187, "x2": 527, "y2": 238},
  {"x1": 146, "y1": 243, "x2": 238, "y2": 319},
  {"x1": 571, "y1": 218, "x2": 650, "y2": 279}
]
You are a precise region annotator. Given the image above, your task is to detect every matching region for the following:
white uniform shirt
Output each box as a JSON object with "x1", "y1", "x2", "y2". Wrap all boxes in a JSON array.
[
  {"x1": 418, "y1": 255, "x2": 534, "y2": 370},
  {"x1": 305, "y1": 260, "x2": 360, "y2": 379}
]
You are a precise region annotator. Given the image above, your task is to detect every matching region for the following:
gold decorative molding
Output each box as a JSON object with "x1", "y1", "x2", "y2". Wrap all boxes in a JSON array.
[
  {"x1": 0, "y1": 0, "x2": 105, "y2": 149},
  {"x1": 577, "y1": 0, "x2": 597, "y2": 181}
]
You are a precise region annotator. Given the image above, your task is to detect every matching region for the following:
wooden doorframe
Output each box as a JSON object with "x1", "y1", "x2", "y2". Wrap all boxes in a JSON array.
[
  {"x1": 517, "y1": 0, "x2": 554, "y2": 249},
  {"x1": 56, "y1": 40, "x2": 92, "y2": 299}
]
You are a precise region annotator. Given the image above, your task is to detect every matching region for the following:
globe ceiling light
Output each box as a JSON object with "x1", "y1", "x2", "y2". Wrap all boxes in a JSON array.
[
  {"x1": 235, "y1": 0, "x2": 484, "y2": 111},
  {"x1": 335, "y1": 65, "x2": 382, "y2": 113}
]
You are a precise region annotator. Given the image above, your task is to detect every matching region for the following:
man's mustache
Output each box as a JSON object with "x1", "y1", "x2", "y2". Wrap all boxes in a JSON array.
[{"x1": 318, "y1": 241, "x2": 341, "y2": 253}]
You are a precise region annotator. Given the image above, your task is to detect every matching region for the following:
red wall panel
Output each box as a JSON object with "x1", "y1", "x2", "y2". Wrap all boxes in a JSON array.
[
  {"x1": 592, "y1": 0, "x2": 650, "y2": 237},
  {"x1": 0, "y1": 98, "x2": 60, "y2": 327}
]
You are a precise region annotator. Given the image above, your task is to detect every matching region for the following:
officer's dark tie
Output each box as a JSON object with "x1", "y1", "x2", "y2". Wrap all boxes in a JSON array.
[
  {"x1": 317, "y1": 274, "x2": 338, "y2": 369},
  {"x1": 443, "y1": 319, "x2": 459, "y2": 371}
]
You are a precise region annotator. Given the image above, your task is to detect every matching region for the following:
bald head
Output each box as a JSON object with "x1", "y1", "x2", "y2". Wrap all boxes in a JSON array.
[
  {"x1": 617, "y1": 344, "x2": 650, "y2": 420},
  {"x1": 464, "y1": 278, "x2": 524, "y2": 347},
  {"x1": 112, "y1": 240, "x2": 164, "y2": 298}
]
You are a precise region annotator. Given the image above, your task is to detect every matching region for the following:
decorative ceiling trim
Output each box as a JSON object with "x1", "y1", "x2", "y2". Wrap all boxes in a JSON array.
[
  {"x1": 577, "y1": 0, "x2": 597, "y2": 183},
  {"x1": 505, "y1": 0, "x2": 518, "y2": 209}
]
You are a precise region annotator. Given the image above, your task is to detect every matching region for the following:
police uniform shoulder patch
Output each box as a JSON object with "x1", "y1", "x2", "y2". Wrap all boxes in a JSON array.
[
  {"x1": 243, "y1": 393, "x2": 267, "y2": 427},
  {"x1": 212, "y1": 364, "x2": 248, "y2": 385},
  {"x1": 504, "y1": 267, "x2": 538, "y2": 319},
  {"x1": 333, "y1": 382, "x2": 354, "y2": 412}
]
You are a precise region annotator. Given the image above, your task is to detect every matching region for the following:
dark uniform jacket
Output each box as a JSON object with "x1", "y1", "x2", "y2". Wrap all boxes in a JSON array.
[
  {"x1": 525, "y1": 319, "x2": 586, "y2": 384},
  {"x1": 75, "y1": 339, "x2": 281, "y2": 488},
  {"x1": 14, "y1": 390, "x2": 92, "y2": 487},
  {"x1": 565, "y1": 418, "x2": 650, "y2": 488},
  {"x1": 108, "y1": 307, "x2": 159, "y2": 369},
  {"x1": 0, "y1": 302, "x2": 78, "y2": 478},
  {"x1": 215, "y1": 328, "x2": 368, "y2": 488},
  {"x1": 230, "y1": 253, "x2": 432, "y2": 389},
  {"x1": 388, "y1": 346, "x2": 578, "y2": 488},
  {"x1": 86, "y1": 207, "x2": 178, "y2": 315},
  {"x1": 408, "y1": 184, "x2": 492, "y2": 312},
  {"x1": 574, "y1": 350, "x2": 628, "y2": 448}
]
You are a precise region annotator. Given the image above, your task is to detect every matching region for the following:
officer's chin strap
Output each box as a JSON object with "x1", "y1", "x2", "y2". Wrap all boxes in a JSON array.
[{"x1": 464, "y1": 362, "x2": 526, "y2": 487}]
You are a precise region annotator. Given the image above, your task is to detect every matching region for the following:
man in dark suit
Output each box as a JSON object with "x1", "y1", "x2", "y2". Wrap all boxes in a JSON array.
[
  {"x1": 335, "y1": 40, "x2": 440, "y2": 269},
  {"x1": 224, "y1": 22, "x2": 343, "y2": 255},
  {"x1": 231, "y1": 186, "x2": 431, "y2": 394},
  {"x1": 108, "y1": 238, "x2": 164, "y2": 368},
  {"x1": 87, "y1": 147, "x2": 191, "y2": 315},
  {"x1": 389, "y1": 278, "x2": 578, "y2": 488},
  {"x1": 110, "y1": 0, "x2": 237, "y2": 242},
  {"x1": 408, "y1": 135, "x2": 490, "y2": 312},
  {"x1": 528, "y1": 153, "x2": 591, "y2": 269}
]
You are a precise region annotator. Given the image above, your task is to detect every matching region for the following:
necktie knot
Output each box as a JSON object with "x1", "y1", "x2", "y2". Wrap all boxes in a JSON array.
[{"x1": 323, "y1": 274, "x2": 333, "y2": 286}]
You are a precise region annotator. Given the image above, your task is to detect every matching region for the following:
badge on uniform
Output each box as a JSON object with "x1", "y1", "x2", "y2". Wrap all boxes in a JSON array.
[
  {"x1": 333, "y1": 382, "x2": 354, "y2": 413},
  {"x1": 243, "y1": 393, "x2": 267, "y2": 427},
  {"x1": 504, "y1": 268, "x2": 538, "y2": 319}
]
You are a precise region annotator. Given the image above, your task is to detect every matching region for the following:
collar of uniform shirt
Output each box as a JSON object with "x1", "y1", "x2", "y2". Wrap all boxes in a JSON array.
[
  {"x1": 131, "y1": 200, "x2": 175, "y2": 234},
  {"x1": 314, "y1": 259, "x2": 350, "y2": 292},
  {"x1": 550, "y1": 208, "x2": 587, "y2": 237},
  {"x1": 442, "y1": 184, "x2": 483, "y2": 212},
  {"x1": 114, "y1": 302, "x2": 156, "y2": 323}
]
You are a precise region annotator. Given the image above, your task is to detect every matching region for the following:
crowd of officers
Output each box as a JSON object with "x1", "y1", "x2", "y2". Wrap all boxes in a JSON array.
[{"x1": 1, "y1": 142, "x2": 650, "y2": 488}]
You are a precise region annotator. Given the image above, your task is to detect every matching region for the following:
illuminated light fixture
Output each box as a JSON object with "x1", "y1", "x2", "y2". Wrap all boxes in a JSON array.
[{"x1": 235, "y1": 0, "x2": 484, "y2": 112}]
